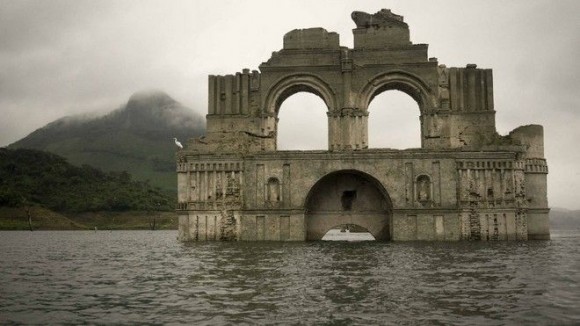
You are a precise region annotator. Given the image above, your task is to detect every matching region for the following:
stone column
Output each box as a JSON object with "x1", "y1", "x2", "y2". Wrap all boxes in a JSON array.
[
  {"x1": 327, "y1": 111, "x2": 341, "y2": 151},
  {"x1": 327, "y1": 108, "x2": 369, "y2": 151}
]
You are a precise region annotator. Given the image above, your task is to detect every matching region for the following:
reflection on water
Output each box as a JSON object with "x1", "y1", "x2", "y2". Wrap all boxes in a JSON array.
[{"x1": 1, "y1": 230, "x2": 579, "y2": 325}]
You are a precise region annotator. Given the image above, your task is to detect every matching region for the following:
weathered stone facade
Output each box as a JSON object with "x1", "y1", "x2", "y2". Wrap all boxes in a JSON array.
[{"x1": 177, "y1": 9, "x2": 549, "y2": 241}]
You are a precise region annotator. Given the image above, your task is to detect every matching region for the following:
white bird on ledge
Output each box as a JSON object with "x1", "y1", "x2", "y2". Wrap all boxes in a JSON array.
[{"x1": 173, "y1": 137, "x2": 183, "y2": 149}]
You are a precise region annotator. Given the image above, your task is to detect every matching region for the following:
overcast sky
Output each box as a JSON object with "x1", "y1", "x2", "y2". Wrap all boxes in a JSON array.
[{"x1": 1, "y1": 0, "x2": 579, "y2": 209}]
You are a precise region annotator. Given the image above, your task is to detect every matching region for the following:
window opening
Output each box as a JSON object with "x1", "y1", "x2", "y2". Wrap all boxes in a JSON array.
[
  {"x1": 277, "y1": 93, "x2": 327, "y2": 150},
  {"x1": 341, "y1": 190, "x2": 357, "y2": 211},
  {"x1": 368, "y1": 90, "x2": 421, "y2": 149}
]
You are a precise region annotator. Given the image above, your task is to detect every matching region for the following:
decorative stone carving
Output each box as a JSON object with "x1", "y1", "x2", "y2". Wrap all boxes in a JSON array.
[
  {"x1": 437, "y1": 64, "x2": 450, "y2": 109},
  {"x1": 416, "y1": 175, "x2": 431, "y2": 202},
  {"x1": 267, "y1": 177, "x2": 281, "y2": 202},
  {"x1": 225, "y1": 172, "x2": 240, "y2": 199}
]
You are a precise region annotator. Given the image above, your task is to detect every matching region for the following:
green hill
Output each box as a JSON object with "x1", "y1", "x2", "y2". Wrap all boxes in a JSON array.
[
  {"x1": 0, "y1": 148, "x2": 172, "y2": 212},
  {"x1": 0, "y1": 206, "x2": 179, "y2": 231},
  {"x1": 0, "y1": 206, "x2": 86, "y2": 230},
  {"x1": 9, "y1": 90, "x2": 205, "y2": 193}
]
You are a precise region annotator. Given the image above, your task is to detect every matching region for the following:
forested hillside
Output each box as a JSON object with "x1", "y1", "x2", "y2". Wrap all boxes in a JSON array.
[{"x1": 0, "y1": 148, "x2": 172, "y2": 212}]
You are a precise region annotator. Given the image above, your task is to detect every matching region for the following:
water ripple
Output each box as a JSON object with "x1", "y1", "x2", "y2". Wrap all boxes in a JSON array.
[{"x1": 1, "y1": 230, "x2": 580, "y2": 325}]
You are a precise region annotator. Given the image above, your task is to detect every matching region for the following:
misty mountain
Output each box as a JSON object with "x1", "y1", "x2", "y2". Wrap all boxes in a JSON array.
[
  {"x1": 9, "y1": 90, "x2": 205, "y2": 193},
  {"x1": 550, "y1": 207, "x2": 580, "y2": 229}
]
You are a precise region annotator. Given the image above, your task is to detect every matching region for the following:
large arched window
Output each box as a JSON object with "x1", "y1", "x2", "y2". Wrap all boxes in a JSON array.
[
  {"x1": 277, "y1": 93, "x2": 328, "y2": 150},
  {"x1": 367, "y1": 90, "x2": 421, "y2": 149}
]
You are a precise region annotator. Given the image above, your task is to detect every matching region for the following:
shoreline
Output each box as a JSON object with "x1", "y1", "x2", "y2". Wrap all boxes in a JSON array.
[{"x1": 0, "y1": 207, "x2": 177, "y2": 231}]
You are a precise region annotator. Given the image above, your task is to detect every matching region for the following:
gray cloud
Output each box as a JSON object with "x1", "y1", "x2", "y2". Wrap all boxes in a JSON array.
[{"x1": 1, "y1": 0, "x2": 579, "y2": 208}]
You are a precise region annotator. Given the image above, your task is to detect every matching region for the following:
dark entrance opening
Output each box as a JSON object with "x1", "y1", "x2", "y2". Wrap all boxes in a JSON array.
[
  {"x1": 341, "y1": 190, "x2": 357, "y2": 210},
  {"x1": 304, "y1": 170, "x2": 392, "y2": 241}
]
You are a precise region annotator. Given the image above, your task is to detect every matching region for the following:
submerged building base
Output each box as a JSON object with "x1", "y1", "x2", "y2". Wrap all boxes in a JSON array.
[{"x1": 177, "y1": 149, "x2": 550, "y2": 242}]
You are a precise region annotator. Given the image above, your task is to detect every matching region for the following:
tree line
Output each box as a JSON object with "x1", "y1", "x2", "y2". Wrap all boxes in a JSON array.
[{"x1": 0, "y1": 148, "x2": 173, "y2": 212}]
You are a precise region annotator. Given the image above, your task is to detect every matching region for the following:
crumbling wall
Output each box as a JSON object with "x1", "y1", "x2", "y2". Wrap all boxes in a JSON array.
[
  {"x1": 283, "y1": 28, "x2": 340, "y2": 50},
  {"x1": 352, "y1": 9, "x2": 411, "y2": 48},
  {"x1": 177, "y1": 9, "x2": 549, "y2": 242}
]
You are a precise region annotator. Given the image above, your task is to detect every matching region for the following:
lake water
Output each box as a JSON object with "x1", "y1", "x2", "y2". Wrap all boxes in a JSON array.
[{"x1": 1, "y1": 230, "x2": 579, "y2": 325}]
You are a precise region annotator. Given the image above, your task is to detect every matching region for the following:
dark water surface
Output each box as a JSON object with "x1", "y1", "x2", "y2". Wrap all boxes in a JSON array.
[{"x1": 1, "y1": 230, "x2": 579, "y2": 325}]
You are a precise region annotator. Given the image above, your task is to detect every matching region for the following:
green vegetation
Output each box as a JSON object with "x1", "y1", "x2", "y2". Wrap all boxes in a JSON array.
[
  {"x1": 0, "y1": 207, "x2": 85, "y2": 230},
  {"x1": 8, "y1": 90, "x2": 205, "y2": 193},
  {"x1": 68, "y1": 211, "x2": 177, "y2": 230},
  {"x1": 0, "y1": 148, "x2": 173, "y2": 213},
  {"x1": 1, "y1": 91, "x2": 202, "y2": 230},
  {"x1": 0, "y1": 207, "x2": 178, "y2": 230}
]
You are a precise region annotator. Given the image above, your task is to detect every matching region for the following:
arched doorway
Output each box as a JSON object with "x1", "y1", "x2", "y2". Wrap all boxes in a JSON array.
[
  {"x1": 277, "y1": 92, "x2": 328, "y2": 150},
  {"x1": 304, "y1": 170, "x2": 392, "y2": 241}
]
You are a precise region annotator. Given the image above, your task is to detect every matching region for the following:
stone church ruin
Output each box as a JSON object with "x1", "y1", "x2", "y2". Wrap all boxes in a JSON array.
[{"x1": 176, "y1": 9, "x2": 549, "y2": 241}]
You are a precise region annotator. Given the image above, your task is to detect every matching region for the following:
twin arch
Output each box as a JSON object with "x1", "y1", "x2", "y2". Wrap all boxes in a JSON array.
[
  {"x1": 264, "y1": 71, "x2": 433, "y2": 115},
  {"x1": 265, "y1": 74, "x2": 338, "y2": 114}
]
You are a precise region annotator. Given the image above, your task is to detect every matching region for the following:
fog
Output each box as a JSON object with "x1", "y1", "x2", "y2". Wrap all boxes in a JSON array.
[{"x1": 1, "y1": 0, "x2": 579, "y2": 208}]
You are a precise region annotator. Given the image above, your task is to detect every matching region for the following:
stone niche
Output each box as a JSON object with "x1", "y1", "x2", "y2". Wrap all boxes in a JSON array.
[{"x1": 177, "y1": 9, "x2": 549, "y2": 242}]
